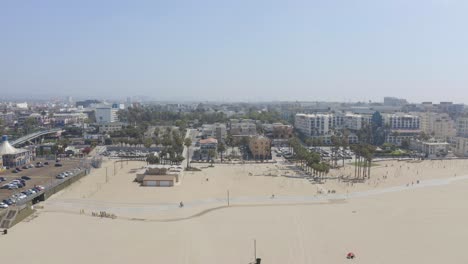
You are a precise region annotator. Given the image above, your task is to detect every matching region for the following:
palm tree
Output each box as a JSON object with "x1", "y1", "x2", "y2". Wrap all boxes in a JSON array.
[
  {"x1": 184, "y1": 137, "x2": 192, "y2": 169},
  {"x1": 218, "y1": 142, "x2": 226, "y2": 162},
  {"x1": 208, "y1": 149, "x2": 216, "y2": 165}
]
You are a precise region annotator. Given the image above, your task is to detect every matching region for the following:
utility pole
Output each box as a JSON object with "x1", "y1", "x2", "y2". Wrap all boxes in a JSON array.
[{"x1": 254, "y1": 239, "x2": 257, "y2": 260}]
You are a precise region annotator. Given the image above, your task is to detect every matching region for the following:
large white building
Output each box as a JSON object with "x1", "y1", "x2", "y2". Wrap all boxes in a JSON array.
[
  {"x1": 95, "y1": 106, "x2": 118, "y2": 123},
  {"x1": 295, "y1": 113, "x2": 332, "y2": 137},
  {"x1": 382, "y1": 113, "x2": 420, "y2": 145},
  {"x1": 295, "y1": 112, "x2": 370, "y2": 137},
  {"x1": 382, "y1": 113, "x2": 420, "y2": 130}
]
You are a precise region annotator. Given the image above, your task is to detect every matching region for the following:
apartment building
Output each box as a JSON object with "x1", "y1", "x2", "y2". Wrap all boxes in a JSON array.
[
  {"x1": 95, "y1": 105, "x2": 118, "y2": 123},
  {"x1": 201, "y1": 123, "x2": 227, "y2": 141},
  {"x1": 294, "y1": 113, "x2": 332, "y2": 137},
  {"x1": 417, "y1": 112, "x2": 456, "y2": 141},
  {"x1": 383, "y1": 113, "x2": 420, "y2": 130},
  {"x1": 99, "y1": 122, "x2": 124, "y2": 133},
  {"x1": 295, "y1": 112, "x2": 370, "y2": 138},
  {"x1": 263, "y1": 123, "x2": 294, "y2": 139},
  {"x1": 456, "y1": 116, "x2": 468, "y2": 137},
  {"x1": 248, "y1": 136, "x2": 271, "y2": 160},
  {"x1": 383, "y1": 113, "x2": 420, "y2": 145},
  {"x1": 228, "y1": 119, "x2": 257, "y2": 136},
  {"x1": 454, "y1": 137, "x2": 468, "y2": 157},
  {"x1": 53, "y1": 112, "x2": 88, "y2": 125}
]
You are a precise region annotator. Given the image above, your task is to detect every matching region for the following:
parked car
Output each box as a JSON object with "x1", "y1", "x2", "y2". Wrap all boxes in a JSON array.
[
  {"x1": 12, "y1": 169, "x2": 18, "y2": 173},
  {"x1": 8, "y1": 184, "x2": 19, "y2": 190},
  {"x1": 22, "y1": 165, "x2": 29, "y2": 169},
  {"x1": 21, "y1": 176, "x2": 32, "y2": 180},
  {"x1": 55, "y1": 163, "x2": 63, "y2": 167},
  {"x1": 56, "y1": 175, "x2": 65, "y2": 179},
  {"x1": 0, "y1": 177, "x2": 5, "y2": 182},
  {"x1": 0, "y1": 202, "x2": 9, "y2": 208},
  {"x1": 44, "y1": 162, "x2": 49, "y2": 165},
  {"x1": 2, "y1": 199, "x2": 13, "y2": 205},
  {"x1": 35, "y1": 185, "x2": 45, "y2": 191}
]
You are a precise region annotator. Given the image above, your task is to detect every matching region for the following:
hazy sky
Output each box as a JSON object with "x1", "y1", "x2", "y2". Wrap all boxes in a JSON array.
[{"x1": 1, "y1": 0, "x2": 468, "y2": 103}]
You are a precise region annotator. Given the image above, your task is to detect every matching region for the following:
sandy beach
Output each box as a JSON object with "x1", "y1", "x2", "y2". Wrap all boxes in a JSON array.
[{"x1": 1, "y1": 158, "x2": 468, "y2": 263}]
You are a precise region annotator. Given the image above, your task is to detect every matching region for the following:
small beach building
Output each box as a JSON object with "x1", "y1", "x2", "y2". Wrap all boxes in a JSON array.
[
  {"x1": 136, "y1": 165, "x2": 181, "y2": 186},
  {"x1": 0, "y1": 135, "x2": 33, "y2": 167}
]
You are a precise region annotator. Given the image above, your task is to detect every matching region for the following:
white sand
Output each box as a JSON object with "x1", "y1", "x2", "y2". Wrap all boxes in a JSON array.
[{"x1": 1, "y1": 158, "x2": 468, "y2": 263}]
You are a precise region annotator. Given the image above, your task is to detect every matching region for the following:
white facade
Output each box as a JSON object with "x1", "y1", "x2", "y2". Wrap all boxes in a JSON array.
[
  {"x1": 383, "y1": 113, "x2": 420, "y2": 130},
  {"x1": 295, "y1": 113, "x2": 331, "y2": 137},
  {"x1": 95, "y1": 106, "x2": 118, "y2": 123},
  {"x1": 295, "y1": 112, "x2": 370, "y2": 138}
]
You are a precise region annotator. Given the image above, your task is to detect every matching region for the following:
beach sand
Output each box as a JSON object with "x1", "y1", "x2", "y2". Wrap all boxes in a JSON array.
[{"x1": 1, "y1": 158, "x2": 468, "y2": 263}]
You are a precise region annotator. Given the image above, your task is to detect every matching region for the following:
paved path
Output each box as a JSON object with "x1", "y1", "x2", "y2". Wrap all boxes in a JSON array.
[{"x1": 39, "y1": 174, "x2": 468, "y2": 222}]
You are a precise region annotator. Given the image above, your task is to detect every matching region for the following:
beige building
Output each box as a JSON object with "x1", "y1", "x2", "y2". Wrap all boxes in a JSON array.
[
  {"x1": 142, "y1": 175, "x2": 178, "y2": 187},
  {"x1": 454, "y1": 137, "x2": 468, "y2": 157},
  {"x1": 99, "y1": 122, "x2": 124, "y2": 133},
  {"x1": 456, "y1": 117, "x2": 468, "y2": 137},
  {"x1": 135, "y1": 165, "x2": 182, "y2": 186},
  {"x1": 410, "y1": 139, "x2": 449, "y2": 158},
  {"x1": 417, "y1": 112, "x2": 456, "y2": 141},
  {"x1": 229, "y1": 119, "x2": 257, "y2": 136},
  {"x1": 248, "y1": 136, "x2": 271, "y2": 160}
]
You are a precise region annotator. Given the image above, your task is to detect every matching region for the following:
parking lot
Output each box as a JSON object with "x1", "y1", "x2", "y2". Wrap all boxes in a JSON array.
[{"x1": 0, "y1": 158, "x2": 82, "y2": 208}]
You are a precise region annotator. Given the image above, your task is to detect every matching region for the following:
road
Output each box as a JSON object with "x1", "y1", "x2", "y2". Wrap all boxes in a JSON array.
[{"x1": 182, "y1": 129, "x2": 198, "y2": 164}]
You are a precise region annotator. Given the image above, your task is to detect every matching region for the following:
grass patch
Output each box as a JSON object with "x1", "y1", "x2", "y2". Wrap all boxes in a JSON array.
[
  {"x1": 352, "y1": 161, "x2": 380, "y2": 167},
  {"x1": 185, "y1": 167, "x2": 202, "y2": 171}
]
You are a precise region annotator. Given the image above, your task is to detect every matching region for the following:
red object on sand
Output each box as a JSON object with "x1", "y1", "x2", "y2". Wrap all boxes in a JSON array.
[{"x1": 347, "y1": 252, "x2": 355, "y2": 259}]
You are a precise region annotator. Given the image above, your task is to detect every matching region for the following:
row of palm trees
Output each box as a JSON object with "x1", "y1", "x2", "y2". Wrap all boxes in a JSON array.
[
  {"x1": 292, "y1": 136, "x2": 377, "y2": 181},
  {"x1": 350, "y1": 144, "x2": 377, "y2": 180},
  {"x1": 288, "y1": 138, "x2": 330, "y2": 178}
]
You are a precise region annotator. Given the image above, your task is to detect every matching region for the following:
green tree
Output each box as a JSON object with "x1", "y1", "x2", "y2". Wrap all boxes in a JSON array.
[
  {"x1": 146, "y1": 153, "x2": 160, "y2": 164},
  {"x1": 208, "y1": 149, "x2": 216, "y2": 165},
  {"x1": 218, "y1": 142, "x2": 226, "y2": 162},
  {"x1": 23, "y1": 117, "x2": 39, "y2": 134},
  {"x1": 143, "y1": 138, "x2": 153, "y2": 148},
  {"x1": 401, "y1": 138, "x2": 411, "y2": 149}
]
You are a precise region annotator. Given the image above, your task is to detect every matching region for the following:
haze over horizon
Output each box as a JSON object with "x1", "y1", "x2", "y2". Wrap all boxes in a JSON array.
[{"x1": 2, "y1": 1, "x2": 468, "y2": 103}]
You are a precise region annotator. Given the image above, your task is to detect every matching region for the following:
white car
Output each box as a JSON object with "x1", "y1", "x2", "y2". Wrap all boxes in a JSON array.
[{"x1": 0, "y1": 203, "x2": 8, "y2": 208}]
